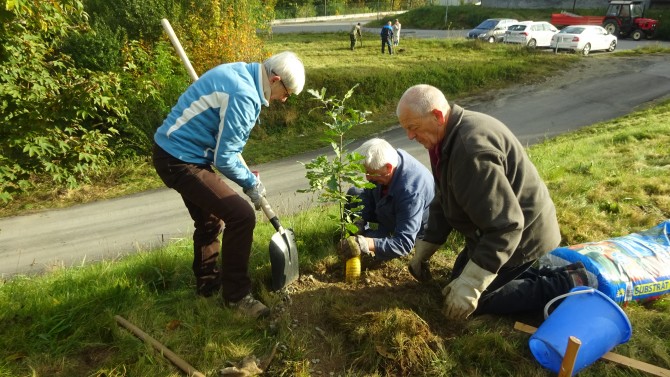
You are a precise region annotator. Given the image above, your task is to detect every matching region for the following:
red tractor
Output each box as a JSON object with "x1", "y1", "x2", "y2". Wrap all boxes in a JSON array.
[
  {"x1": 602, "y1": 0, "x2": 658, "y2": 40},
  {"x1": 551, "y1": 0, "x2": 658, "y2": 40}
]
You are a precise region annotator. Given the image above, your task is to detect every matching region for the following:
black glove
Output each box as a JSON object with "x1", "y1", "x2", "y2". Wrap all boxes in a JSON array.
[{"x1": 353, "y1": 219, "x2": 367, "y2": 236}]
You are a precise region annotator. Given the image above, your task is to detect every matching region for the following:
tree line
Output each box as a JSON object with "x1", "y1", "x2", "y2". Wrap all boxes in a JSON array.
[{"x1": 0, "y1": 0, "x2": 271, "y2": 203}]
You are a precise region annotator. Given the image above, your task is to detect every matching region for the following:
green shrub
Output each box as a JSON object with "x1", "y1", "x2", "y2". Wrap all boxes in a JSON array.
[
  {"x1": 647, "y1": 9, "x2": 670, "y2": 40},
  {"x1": 115, "y1": 41, "x2": 190, "y2": 156},
  {"x1": 0, "y1": 0, "x2": 127, "y2": 202},
  {"x1": 60, "y1": 20, "x2": 124, "y2": 72},
  {"x1": 83, "y1": 0, "x2": 170, "y2": 42}
]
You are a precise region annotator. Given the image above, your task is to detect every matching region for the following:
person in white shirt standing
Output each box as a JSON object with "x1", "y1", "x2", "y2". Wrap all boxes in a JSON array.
[{"x1": 393, "y1": 19, "x2": 402, "y2": 47}]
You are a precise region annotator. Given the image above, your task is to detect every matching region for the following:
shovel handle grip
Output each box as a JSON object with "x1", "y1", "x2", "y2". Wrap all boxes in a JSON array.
[{"x1": 260, "y1": 197, "x2": 282, "y2": 231}]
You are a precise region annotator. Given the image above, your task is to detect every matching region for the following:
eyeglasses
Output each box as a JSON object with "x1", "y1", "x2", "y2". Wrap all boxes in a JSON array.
[
  {"x1": 365, "y1": 166, "x2": 392, "y2": 179},
  {"x1": 272, "y1": 70, "x2": 291, "y2": 99}
]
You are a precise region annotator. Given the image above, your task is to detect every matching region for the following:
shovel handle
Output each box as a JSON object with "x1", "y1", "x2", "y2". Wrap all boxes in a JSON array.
[
  {"x1": 115, "y1": 315, "x2": 206, "y2": 377},
  {"x1": 260, "y1": 197, "x2": 283, "y2": 232},
  {"x1": 161, "y1": 19, "x2": 199, "y2": 82}
]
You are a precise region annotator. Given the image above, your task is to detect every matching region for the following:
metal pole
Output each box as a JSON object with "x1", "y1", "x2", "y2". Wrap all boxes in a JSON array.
[{"x1": 444, "y1": 1, "x2": 449, "y2": 28}]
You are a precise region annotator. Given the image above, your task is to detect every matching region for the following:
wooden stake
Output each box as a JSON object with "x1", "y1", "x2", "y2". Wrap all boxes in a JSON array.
[
  {"x1": 115, "y1": 315, "x2": 206, "y2": 377},
  {"x1": 558, "y1": 336, "x2": 581, "y2": 377},
  {"x1": 514, "y1": 322, "x2": 670, "y2": 377}
]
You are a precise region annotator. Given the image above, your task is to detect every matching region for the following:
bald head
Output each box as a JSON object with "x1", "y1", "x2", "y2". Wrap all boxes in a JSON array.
[
  {"x1": 396, "y1": 84, "x2": 450, "y2": 119},
  {"x1": 396, "y1": 85, "x2": 451, "y2": 149}
]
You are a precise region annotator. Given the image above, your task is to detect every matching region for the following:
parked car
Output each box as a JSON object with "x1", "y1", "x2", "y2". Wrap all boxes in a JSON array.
[
  {"x1": 503, "y1": 21, "x2": 559, "y2": 48},
  {"x1": 467, "y1": 18, "x2": 519, "y2": 43},
  {"x1": 550, "y1": 25, "x2": 617, "y2": 56}
]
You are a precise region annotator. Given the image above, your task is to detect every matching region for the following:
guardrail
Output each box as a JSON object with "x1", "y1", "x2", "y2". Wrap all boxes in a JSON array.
[{"x1": 271, "y1": 11, "x2": 406, "y2": 25}]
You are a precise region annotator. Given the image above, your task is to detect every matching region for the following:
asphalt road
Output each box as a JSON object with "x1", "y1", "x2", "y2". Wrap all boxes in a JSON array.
[{"x1": 1, "y1": 24, "x2": 669, "y2": 277}]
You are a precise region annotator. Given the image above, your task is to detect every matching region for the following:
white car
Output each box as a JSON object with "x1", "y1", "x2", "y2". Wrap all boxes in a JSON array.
[
  {"x1": 503, "y1": 21, "x2": 559, "y2": 48},
  {"x1": 550, "y1": 25, "x2": 617, "y2": 56}
]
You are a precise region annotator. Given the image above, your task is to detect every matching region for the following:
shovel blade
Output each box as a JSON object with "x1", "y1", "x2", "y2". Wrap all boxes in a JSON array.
[{"x1": 269, "y1": 228, "x2": 299, "y2": 291}]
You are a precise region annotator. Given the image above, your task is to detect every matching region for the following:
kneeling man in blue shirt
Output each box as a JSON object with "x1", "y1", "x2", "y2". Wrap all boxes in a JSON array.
[{"x1": 339, "y1": 138, "x2": 435, "y2": 261}]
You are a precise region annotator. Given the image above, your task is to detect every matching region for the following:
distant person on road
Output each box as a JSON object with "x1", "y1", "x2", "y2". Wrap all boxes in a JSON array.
[
  {"x1": 152, "y1": 51, "x2": 305, "y2": 319},
  {"x1": 380, "y1": 21, "x2": 394, "y2": 55},
  {"x1": 393, "y1": 19, "x2": 402, "y2": 46},
  {"x1": 396, "y1": 84, "x2": 595, "y2": 320},
  {"x1": 337, "y1": 138, "x2": 434, "y2": 263},
  {"x1": 350, "y1": 22, "x2": 362, "y2": 50}
]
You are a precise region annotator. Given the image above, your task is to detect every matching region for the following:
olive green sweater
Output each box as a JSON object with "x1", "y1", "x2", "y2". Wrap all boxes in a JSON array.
[{"x1": 423, "y1": 104, "x2": 561, "y2": 274}]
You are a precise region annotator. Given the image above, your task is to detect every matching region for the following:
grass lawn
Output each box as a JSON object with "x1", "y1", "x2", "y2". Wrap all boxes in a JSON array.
[
  {"x1": 2, "y1": 9, "x2": 670, "y2": 375},
  {"x1": 1, "y1": 97, "x2": 669, "y2": 376}
]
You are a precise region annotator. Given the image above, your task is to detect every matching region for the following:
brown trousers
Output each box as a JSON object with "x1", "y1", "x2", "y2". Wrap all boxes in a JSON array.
[{"x1": 152, "y1": 143, "x2": 255, "y2": 302}]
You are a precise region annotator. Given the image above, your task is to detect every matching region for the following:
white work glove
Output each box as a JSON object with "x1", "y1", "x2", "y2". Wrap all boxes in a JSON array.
[
  {"x1": 338, "y1": 235, "x2": 371, "y2": 259},
  {"x1": 442, "y1": 260, "x2": 497, "y2": 320},
  {"x1": 408, "y1": 240, "x2": 441, "y2": 282},
  {"x1": 243, "y1": 180, "x2": 266, "y2": 210}
]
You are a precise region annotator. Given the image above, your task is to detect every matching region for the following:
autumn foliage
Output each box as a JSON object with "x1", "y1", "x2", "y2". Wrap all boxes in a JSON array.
[
  {"x1": 177, "y1": 0, "x2": 274, "y2": 73},
  {"x1": 0, "y1": 0, "x2": 273, "y2": 202}
]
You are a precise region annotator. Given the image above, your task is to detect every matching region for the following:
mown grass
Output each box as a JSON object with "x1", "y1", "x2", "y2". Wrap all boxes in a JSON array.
[
  {"x1": 2, "y1": 100, "x2": 669, "y2": 376},
  {"x1": 255, "y1": 33, "x2": 578, "y2": 161}
]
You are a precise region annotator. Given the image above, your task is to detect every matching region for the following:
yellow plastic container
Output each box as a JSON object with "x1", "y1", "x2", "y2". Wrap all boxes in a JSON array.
[{"x1": 345, "y1": 255, "x2": 361, "y2": 283}]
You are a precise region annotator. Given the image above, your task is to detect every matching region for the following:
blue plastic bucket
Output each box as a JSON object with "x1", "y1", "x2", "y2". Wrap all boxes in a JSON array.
[{"x1": 529, "y1": 286, "x2": 632, "y2": 375}]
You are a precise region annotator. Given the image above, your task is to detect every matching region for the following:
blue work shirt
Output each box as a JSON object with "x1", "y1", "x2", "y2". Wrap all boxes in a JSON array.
[{"x1": 356, "y1": 149, "x2": 435, "y2": 260}]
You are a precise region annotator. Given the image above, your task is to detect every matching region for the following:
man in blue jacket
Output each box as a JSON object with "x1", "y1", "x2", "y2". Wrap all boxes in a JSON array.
[
  {"x1": 338, "y1": 138, "x2": 434, "y2": 262},
  {"x1": 381, "y1": 21, "x2": 394, "y2": 55},
  {"x1": 152, "y1": 51, "x2": 305, "y2": 318}
]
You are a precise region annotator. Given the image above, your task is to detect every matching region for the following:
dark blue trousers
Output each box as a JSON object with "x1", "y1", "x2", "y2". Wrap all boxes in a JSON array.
[{"x1": 450, "y1": 249, "x2": 574, "y2": 315}]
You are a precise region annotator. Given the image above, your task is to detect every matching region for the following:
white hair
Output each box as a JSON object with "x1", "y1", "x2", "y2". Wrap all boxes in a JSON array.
[
  {"x1": 357, "y1": 138, "x2": 398, "y2": 170},
  {"x1": 396, "y1": 84, "x2": 450, "y2": 117},
  {"x1": 263, "y1": 51, "x2": 306, "y2": 95}
]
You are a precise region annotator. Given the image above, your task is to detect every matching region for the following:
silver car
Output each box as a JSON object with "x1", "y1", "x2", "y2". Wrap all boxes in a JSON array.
[
  {"x1": 550, "y1": 25, "x2": 618, "y2": 56},
  {"x1": 503, "y1": 21, "x2": 559, "y2": 48},
  {"x1": 467, "y1": 18, "x2": 519, "y2": 43}
]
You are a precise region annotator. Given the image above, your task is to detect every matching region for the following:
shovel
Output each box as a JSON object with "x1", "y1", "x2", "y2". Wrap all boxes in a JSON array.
[
  {"x1": 161, "y1": 18, "x2": 299, "y2": 290},
  {"x1": 259, "y1": 197, "x2": 300, "y2": 291}
]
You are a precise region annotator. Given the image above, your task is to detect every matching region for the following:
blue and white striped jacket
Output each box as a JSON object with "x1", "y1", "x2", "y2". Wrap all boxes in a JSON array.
[{"x1": 154, "y1": 62, "x2": 267, "y2": 190}]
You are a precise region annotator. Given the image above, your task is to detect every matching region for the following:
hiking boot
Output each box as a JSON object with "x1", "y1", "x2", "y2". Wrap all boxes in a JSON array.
[
  {"x1": 196, "y1": 276, "x2": 221, "y2": 297},
  {"x1": 228, "y1": 294, "x2": 270, "y2": 319}
]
